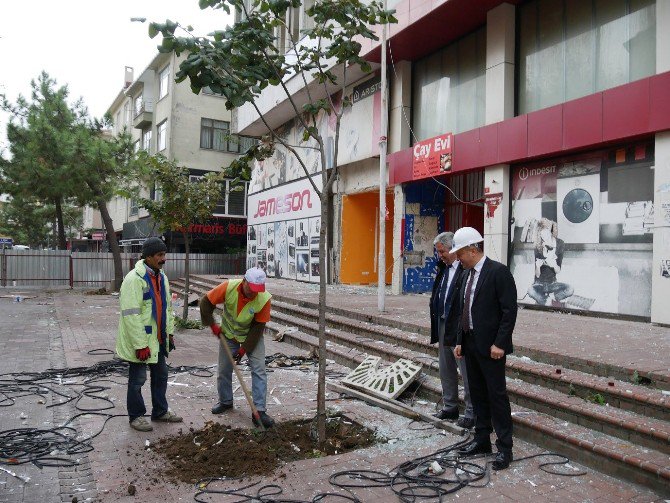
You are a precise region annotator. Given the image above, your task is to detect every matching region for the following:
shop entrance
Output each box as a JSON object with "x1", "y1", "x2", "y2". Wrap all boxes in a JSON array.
[
  {"x1": 340, "y1": 191, "x2": 394, "y2": 285},
  {"x1": 402, "y1": 170, "x2": 484, "y2": 293}
]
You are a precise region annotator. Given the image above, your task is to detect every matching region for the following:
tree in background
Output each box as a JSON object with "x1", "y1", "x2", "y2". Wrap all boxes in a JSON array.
[
  {"x1": 2, "y1": 72, "x2": 138, "y2": 289},
  {"x1": 135, "y1": 153, "x2": 224, "y2": 319},
  {"x1": 147, "y1": 0, "x2": 395, "y2": 443},
  {"x1": 70, "y1": 121, "x2": 137, "y2": 290},
  {"x1": 1, "y1": 72, "x2": 84, "y2": 249}
]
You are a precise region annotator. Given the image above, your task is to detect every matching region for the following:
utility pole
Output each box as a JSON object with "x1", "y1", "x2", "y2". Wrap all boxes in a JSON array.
[{"x1": 377, "y1": 0, "x2": 388, "y2": 313}]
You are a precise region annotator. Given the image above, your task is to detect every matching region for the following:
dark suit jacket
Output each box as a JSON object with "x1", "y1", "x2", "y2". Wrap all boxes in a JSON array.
[
  {"x1": 456, "y1": 257, "x2": 517, "y2": 356},
  {"x1": 430, "y1": 261, "x2": 464, "y2": 347}
]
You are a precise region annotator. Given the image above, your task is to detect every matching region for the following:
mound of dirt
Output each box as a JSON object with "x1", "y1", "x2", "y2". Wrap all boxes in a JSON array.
[{"x1": 152, "y1": 415, "x2": 379, "y2": 484}]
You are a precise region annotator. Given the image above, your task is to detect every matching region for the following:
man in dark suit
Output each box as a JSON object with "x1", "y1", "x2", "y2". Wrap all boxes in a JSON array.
[
  {"x1": 452, "y1": 227, "x2": 517, "y2": 471},
  {"x1": 429, "y1": 232, "x2": 474, "y2": 428}
]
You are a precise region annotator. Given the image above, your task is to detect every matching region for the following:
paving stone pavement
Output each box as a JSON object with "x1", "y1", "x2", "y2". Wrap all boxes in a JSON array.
[{"x1": 0, "y1": 289, "x2": 666, "y2": 502}]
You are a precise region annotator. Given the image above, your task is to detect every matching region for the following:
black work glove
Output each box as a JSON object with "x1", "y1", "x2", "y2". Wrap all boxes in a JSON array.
[{"x1": 169, "y1": 335, "x2": 176, "y2": 351}]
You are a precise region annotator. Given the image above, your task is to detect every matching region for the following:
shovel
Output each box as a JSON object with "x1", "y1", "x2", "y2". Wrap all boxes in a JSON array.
[{"x1": 218, "y1": 334, "x2": 266, "y2": 431}]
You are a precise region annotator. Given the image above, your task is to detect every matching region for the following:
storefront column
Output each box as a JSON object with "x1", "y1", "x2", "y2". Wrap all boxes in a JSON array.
[
  {"x1": 484, "y1": 4, "x2": 514, "y2": 265},
  {"x1": 651, "y1": 1, "x2": 670, "y2": 324},
  {"x1": 483, "y1": 165, "x2": 510, "y2": 264},
  {"x1": 391, "y1": 184, "x2": 405, "y2": 294},
  {"x1": 389, "y1": 60, "x2": 411, "y2": 154},
  {"x1": 485, "y1": 2, "x2": 515, "y2": 125}
]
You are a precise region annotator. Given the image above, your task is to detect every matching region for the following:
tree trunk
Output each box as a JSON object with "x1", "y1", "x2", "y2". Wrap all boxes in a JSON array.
[
  {"x1": 54, "y1": 197, "x2": 67, "y2": 249},
  {"x1": 97, "y1": 197, "x2": 123, "y2": 291},
  {"x1": 316, "y1": 168, "x2": 329, "y2": 445},
  {"x1": 182, "y1": 231, "x2": 190, "y2": 320}
]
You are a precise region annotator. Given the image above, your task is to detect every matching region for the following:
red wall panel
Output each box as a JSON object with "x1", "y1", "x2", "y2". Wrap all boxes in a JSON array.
[
  {"x1": 528, "y1": 104, "x2": 562, "y2": 158},
  {"x1": 563, "y1": 93, "x2": 603, "y2": 150},
  {"x1": 603, "y1": 79, "x2": 650, "y2": 141}
]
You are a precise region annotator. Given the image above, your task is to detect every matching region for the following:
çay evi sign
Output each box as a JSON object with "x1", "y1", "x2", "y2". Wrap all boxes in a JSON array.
[{"x1": 412, "y1": 133, "x2": 453, "y2": 180}]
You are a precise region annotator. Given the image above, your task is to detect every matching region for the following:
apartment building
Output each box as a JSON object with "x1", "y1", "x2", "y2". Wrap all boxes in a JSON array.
[
  {"x1": 87, "y1": 52, "x2": 253, "y2": 253},
  {"x1": 238, "y1": 0, "x2": 670, "y2": 323}
]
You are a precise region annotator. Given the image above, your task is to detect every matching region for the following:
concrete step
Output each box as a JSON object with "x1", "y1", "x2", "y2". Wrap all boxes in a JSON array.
[
  {"x1": 271, "y1": 299, "x2": 670, "y2": 423},
  {"x1": 270, "y1": 291, "x2": 670, "y2": 391},
  {"x1": 264, "y1": 319, "x2": 670, "y2": 495},
  {"x1": 270, "y1": 309, "x2": 670, "y2": 455}
]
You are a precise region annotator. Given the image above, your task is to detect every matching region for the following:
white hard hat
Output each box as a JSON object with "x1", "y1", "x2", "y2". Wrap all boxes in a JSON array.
[{"x1": 450, "y1": 227, "x2": 484, "y2": 254}]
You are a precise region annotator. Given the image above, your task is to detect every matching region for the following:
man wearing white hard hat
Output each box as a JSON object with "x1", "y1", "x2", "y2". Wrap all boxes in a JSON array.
[
  {"x1": 199, "y1": 267, "x2": 275, "y2": 428},
  {"x1": 451, "y1": 227, "x2": 518, "y2": 471}
]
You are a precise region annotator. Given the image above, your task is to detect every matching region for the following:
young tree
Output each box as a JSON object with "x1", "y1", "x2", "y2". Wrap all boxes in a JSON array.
[
  {"x1": 135, "y1": 153, "x2": 225, "y2": 319},
  {"x1": 148, "y1": 0, "x2": 395, "y2": 442},
  {"x1": 70, "y1": 121, "x2": 138, "y2": 290},
  {"x1": 1, "y1": 72, "x2": 85, "y2": 249}
]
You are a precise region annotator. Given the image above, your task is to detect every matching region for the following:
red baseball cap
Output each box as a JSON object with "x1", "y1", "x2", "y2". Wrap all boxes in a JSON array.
[{"x1": 244, "y1": 267, "x2": 266, "y2": 292}]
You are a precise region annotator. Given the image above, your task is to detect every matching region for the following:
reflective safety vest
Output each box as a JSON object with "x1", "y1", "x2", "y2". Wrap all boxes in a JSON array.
[{"x1": 221, "y1": 279, "x2": 271, "y2": 342}]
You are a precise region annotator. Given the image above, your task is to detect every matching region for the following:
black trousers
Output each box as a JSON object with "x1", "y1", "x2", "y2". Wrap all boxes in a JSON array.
[{"x1": 462, "y1": 333, "x2": 513, "y2": 454}]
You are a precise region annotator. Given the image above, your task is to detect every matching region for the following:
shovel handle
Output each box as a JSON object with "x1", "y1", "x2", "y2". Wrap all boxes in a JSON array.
[{"x1": 218, "y1": 334, "x2": 265, "y2": 431}]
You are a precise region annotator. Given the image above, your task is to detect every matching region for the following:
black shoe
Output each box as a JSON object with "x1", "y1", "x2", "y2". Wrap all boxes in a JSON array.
[
  {"x1": 457, "y1": 417, "x2": 475, "y2": 429},
  {"x1": 457, "y1": 441, "x2": 492, "y2": 457},
  {"x1": 433, "y1": 408, "x2": 459, "y2": 420},
  {"x1": 252, "y1": 411, "x2": 275, "y2": 428},
  {"x1": 492, "y1": 451, "x2": 513, "y2": 470},
  {"x1": 211, "y1": 403, "x2": 233, "y2": 414}
]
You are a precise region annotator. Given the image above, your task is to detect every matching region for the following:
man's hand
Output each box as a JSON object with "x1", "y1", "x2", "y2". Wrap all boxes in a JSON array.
[
  {"x1": 233, "y1": 347, "x2": 246, "y2": 364},
  {"x1": 490, "y1": 344, "x2": 505, "y2": 360},
  {"x1": 210, "y1": 324, "x2": 222, "y2": 339},
  {"x1": 453, "y1": 345, "x2": 462, "y2": 359},
  {"x1": 169, "y1": 335, "x2": 175, "y2": 351},
  {"x1": 136, "y1": 347, "x2": 151, "y2": 361}
]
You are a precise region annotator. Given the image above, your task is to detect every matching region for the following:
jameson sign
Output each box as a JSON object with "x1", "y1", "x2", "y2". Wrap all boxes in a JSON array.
[
  {"x1": 412, "y1": 133, "x2": 453, "y2": 180},
  {"x1": 352, "y1": 75, "x2": 381, "y2": 104}
]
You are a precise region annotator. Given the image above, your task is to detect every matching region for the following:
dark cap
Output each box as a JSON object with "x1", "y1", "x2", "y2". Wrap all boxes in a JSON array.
[{"x1": 141, "y1": 237, "x2": 167, "y2": 258}]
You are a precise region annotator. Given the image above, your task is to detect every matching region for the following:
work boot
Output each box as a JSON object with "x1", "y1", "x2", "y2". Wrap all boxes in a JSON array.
[
  {"x1": 211, "y1": 402, "x2": 233, "y2": 414},
  {"x1": 130, "y1": 417, "x2": 153, "y2": 432},
  {"x1": 433, "y1": 408, "x2": 459, "y2": 420},
  {"x1": 153, "y1": 410, "x2": 183, "y2": 422},
  {"x1": 252, "y1": 411, "x2": 275, "y2": 428},
  {"x1": 457, "y1": 440, "x2": 492, "y2": 457}
]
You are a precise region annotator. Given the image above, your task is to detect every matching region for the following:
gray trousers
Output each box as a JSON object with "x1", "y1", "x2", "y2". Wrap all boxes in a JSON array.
[{"x1": 438, "y1": 320, "x2": 474, "y2": 418}]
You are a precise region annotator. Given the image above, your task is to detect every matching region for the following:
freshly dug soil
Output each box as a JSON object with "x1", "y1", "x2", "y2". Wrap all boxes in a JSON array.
[{"x1": 152, "y1": 415, "x2": 379, "y2": 484}]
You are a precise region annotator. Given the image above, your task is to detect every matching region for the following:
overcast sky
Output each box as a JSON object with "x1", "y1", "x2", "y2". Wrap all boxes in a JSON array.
[{"x1": 0, "y1": 0, "x2": 233, "y2": 155}]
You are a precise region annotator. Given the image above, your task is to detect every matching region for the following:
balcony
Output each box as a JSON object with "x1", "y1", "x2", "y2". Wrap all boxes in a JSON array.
[{"x1": 133, "y1": 101, "x2": 154, "y2": 129}]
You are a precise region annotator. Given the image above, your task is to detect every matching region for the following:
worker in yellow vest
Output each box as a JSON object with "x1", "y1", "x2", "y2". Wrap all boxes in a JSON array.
[{"x1": 199, "y1": 267, "x2": 274, "y2": 428}]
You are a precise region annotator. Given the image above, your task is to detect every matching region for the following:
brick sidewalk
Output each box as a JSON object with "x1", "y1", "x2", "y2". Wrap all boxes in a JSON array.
[{"x1": 0, "y1": 290, "x2": 665, "y2": 502}]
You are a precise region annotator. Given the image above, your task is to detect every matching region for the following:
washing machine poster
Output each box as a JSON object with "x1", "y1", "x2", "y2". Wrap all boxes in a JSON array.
[{"x1": 510, "y1": 157, "x2": 652, "y2": 317}]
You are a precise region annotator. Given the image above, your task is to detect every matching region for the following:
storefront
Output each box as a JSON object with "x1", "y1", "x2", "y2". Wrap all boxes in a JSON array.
[{"x1": 510, "y1": 141, "x2": 654, "y2": 317}]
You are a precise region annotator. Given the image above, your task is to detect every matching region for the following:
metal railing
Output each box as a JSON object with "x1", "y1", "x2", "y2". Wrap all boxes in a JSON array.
[{"x1": 0, "y1": 250, "x2": 245, "y2": 288}]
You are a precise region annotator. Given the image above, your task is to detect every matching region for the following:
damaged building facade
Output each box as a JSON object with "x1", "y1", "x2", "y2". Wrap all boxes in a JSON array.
[{"x1": 238, "y1": 0, "x2": 670, "y2": 324}]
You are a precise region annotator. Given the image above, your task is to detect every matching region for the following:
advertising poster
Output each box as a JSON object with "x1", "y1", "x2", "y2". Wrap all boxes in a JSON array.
[
  {"x1": 510, "y1": 147, "x2": 654, "y2": 317},
  {"x1": 246, "y1": 226, "x2": 257, "y2": 269},
  {"x1": 247, "y1": 176, "x2": 323, "y2": 283},
  {"x1": 309, "y1": 217, "x2": 321, "y2": 280},
  {"x1": 412, "y1": 133, "x2": 453, "y2": 181}
]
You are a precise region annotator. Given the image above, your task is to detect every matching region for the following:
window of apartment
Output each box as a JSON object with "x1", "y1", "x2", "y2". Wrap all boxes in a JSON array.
[
  {"x1": 159, "y1": 65, "x2": 170, "y2": 100},
  {"x1": 412, "y1": 28, "x2": 486, "y2": 140},
  {"x1": 157, "y1": 121, "x2": 167, "y2": 151},
  {"x1": 150, "y1": 182, "x2": 162, "y2": 202},
  {"x1": 134, "y1": 93, "x2": 143, "y2": 116},
  {"x1": 189, "y1": 174, "x2": 248, "y2": 216},
  {"x1": 129, "y1": 199, "x2": 138, "y2": 216},
  {"x1": 518, "y1": 0, "x2": 656, "y2": 115},
  {"x1": 142, "y1": 128, "x2": 152, "y2": 152},
  {"x1": 200, "y1": 118, "x2": 240, "y2": 152}
]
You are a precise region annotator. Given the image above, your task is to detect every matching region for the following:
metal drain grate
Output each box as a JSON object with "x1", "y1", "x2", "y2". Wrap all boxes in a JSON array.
[{"x1": 341, "y1": 356, "x2": 422, "y2": 400}]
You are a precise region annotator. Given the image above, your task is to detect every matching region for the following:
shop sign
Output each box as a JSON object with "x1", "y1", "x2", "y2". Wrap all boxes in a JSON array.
[
  {"x1": 352, "y1": 75, "x2": 381, "y2": 104},
  {"x1": 91, "y1": 232, "x2": 106, "y2": 241},
  {"x1": 178, "y1": 219, "x2": 247, "y2": 236},
  {"x1": 485, "y1": 192, "x2": 503, "y2": 218},
  {"x1": 248, "y1": 176, "x2": 322, "y2": 225},
  {"x1": 412, "y1": 133, "x2": 453, "y2": 180}
]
